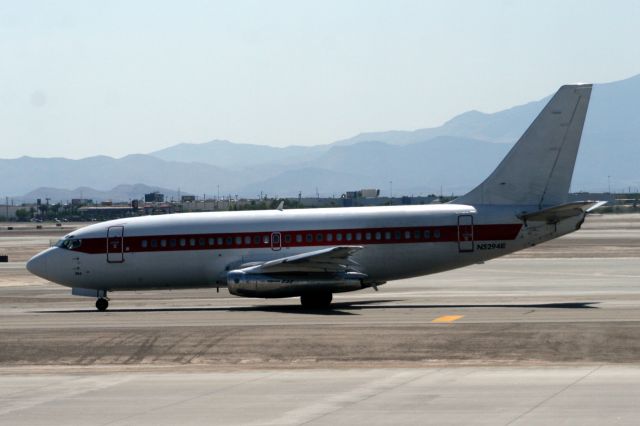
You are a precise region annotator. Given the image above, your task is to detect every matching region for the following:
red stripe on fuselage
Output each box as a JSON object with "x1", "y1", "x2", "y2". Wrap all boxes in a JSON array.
[{"x1": 70, "y1": 224, "x2": 522, "y2": 255}]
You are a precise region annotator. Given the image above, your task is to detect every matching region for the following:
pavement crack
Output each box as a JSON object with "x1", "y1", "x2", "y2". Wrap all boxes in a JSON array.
[
  {"x1": 503, "y1": 364, "x2": 603, "y2": 425},
  {"x1": 254, "y1": 369, "x2": 436, "y2": 426},
  {"x1": 98, "y1": 371, "x2": 278, "y2": 426}
]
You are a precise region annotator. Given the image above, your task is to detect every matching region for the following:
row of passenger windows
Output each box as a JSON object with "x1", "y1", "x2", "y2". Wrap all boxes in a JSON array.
[{"x1": 138, "y1": 229, "x2": 442, "y2": 250}]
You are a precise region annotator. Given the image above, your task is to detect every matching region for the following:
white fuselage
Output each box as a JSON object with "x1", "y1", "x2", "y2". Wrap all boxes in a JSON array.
[{"x1": 27, "y1": 203, "x2": 583, "y2": 295}]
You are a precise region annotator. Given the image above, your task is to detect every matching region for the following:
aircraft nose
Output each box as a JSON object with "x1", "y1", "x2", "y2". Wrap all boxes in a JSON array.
[{"x1": 26, "y1": 252, "x2": 49, "y2": 278}]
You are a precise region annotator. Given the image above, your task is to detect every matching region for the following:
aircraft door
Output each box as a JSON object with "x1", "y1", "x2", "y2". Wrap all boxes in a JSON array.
[
  {"x1": 271, "y1": 232, "x2": 282, "y2": 251},
  {"x1": 107, "y1": 226, "x2": 125, "y2": 263},
  {"x1": 457, "y1": 215, "x2": 474, "y2": 253}
]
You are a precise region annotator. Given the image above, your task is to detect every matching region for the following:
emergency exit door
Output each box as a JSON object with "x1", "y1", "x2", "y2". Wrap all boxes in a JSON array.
[
  {"x1": 457, "y1": 215, "x2": 474, "y2": 253},
  {"x1": 271, "y1": 232, "x2": 282, "y2": 251}
]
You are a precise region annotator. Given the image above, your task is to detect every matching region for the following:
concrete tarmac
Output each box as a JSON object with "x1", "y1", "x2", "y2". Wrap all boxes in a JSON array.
[
  {"x1": 1, "y1": 214, "x2": 640, "y2": 424},
  {"x1": 3, "y1": 366, "x2": 640, "y2": 425}
]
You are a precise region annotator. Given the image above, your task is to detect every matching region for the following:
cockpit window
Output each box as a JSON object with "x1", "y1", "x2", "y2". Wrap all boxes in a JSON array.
[{"x1": 56, "y1": 237, "x2": 82, "y2": 250}]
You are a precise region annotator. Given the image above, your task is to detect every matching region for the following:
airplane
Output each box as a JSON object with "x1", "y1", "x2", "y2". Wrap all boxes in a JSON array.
[{"x1": 27, "y1": 84, "x2": 603, "y2": 311}]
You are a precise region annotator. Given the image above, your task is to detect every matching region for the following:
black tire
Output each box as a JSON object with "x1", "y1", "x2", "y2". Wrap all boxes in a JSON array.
[
  {"x1": 300, "y1": 292, "x2": 333, "y2": 309},
  {"x1": 96, "y1": 298, "x2": 109, "y2": 312}
]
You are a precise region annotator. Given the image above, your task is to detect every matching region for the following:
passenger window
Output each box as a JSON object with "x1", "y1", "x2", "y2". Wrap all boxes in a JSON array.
[
  {"x1": 253, "y1": 235, "x2": 260, "y2": 244},
  {"x1": 336, "y1": 233, "x2": 343, "y2": 241},
  {"x1": 141, "y1": 240, "x2": 148, "y2": 248},
  {"x1": 244, "y1": 236, "x2": 251, "y2": 245},
  {"x1": 190, "y1": 238, "x2": 196, "y2": 247},
  {"x1": 209, "y1": 238, "x2": 215, "y2": 246},
  {"x1": 385, "y1": 231, "x2": 391, "y2": 240},
  {"x1": 316, "y1": 233, "x2": 323, "y2": 242},
  {"x1": 199, "y1": 238, "x2": 206, "y2": 247},
  {"x1": 346, "y1": 233, "x2": 352, "y2": 241},
  {"x1": 394, "y1": 231, "x2": 401, "y2": 240},
  {"x1": 296, "y1": 234, "x2": 303, "y2": 243},
  {"x1": 326, "y1": 233, "x2": 333, "y2": 242},
  {"x1": 284, "y1": 234, "x2": 292, "y2": 244},
  {"x1": 151, "y1": 240, "x2": 158, "y2": 248},
  {"x1": 355, "y1": 232, "x2": 362, "y2": 241},
  {"x1": 306, "y1": 234, "x2": 313, "y2": 243},
  {"x1": 169, "y1": 239, "x2": 177, "y2": 248},
  {"x1": 263, "y1": 235, "x2": 269, "y2": 244},
  {"x1": 225, "y1": 237, "x2": 233, "y2": 246},
  {"x1": 434, "y1": 229, "x2": 441, "y2": 239},
  {"x1": 235, "y1": 236, "x2": 242, "y2": 245},
  {"x1": 160, "y1": 239, "x2": 167, "y2": 248},
  {"x1": 365, "y1": 232, "x2": 372, "y2": 240},
  {"x1": 217, "y1": 237, "x2": 224, "y2": 245},
  {"x1": 414, "y1": 230, "x2": 421, "y2": 239},
  {"x1": 424, "y1": 230, "x2": 431, "y2": 239},
  {"x1": 404, "y1": 231, "x2": 411, "y2": 239},
  {"x1": 179, "y1": 238, "x2": 186, "y2": 247},
  {"x1": 375, "y1": 232, "x2": 381, "y2": 241}
]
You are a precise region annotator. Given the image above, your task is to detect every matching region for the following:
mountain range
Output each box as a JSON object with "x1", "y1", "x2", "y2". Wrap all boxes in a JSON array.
[{"x1": 3, "y1": 74, "x2": 639, "y2": 202}]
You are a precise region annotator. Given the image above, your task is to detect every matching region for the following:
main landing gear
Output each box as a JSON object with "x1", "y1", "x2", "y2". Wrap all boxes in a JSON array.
[
  {"x1": 96, "y1": 297, "x2": 109, "y2": 312},
  {"x1": 300, "y1": 291, "x2": 333, "y2": 309}
]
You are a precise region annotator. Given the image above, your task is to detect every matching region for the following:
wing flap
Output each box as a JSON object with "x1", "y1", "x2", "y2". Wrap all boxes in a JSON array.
[{"x1": 238, "y1": 246, "x2": 364, "y2": 274}]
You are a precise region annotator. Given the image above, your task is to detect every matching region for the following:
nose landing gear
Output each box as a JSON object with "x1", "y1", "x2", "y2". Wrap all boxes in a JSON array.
[{"x1": 96, "y1": 297, "x2": 109, "y2": 312}]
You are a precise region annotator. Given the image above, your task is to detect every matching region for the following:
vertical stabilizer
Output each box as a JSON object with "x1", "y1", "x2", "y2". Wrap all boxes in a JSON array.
[{"x1": 455, "y1": 84, "x2": 592, "y2": 207}]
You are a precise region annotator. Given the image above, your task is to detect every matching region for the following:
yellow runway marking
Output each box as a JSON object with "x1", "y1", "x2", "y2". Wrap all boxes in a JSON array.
[{"x1": 432, "y1": 315, "x2": 464, "y2": 323}]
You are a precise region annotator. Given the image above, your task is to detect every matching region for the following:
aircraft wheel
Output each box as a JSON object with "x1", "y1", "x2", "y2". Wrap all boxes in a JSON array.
[
  {"x1": 96, "y1": 297, "x2": 109, "y2": 312},
  {"x1": 300, "y1": 292, "x2": 333, "y2": 309}
]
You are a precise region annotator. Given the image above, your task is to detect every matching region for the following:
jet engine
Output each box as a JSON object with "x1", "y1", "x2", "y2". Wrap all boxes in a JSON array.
[{"x1": 226, "y1": 270, "x2": 372, "y2": 298}]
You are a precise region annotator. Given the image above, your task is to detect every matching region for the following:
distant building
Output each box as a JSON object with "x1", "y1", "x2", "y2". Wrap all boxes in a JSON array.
[
  {"x1": 142, "y1": 203, "x2": 176, "y2": 215},
  {"x1": 78, "y1": 206, "x2": 135, "y2": 220},
  {"x1": 71, "y1": 198, "x2": 93, "y2": 206},
  {"x1": 181, "y1": 195, "x2": 196, "y2": 203},
  {"x1": 0, "y1": 205, "x2": 20, "y2": 220},
  {"x1": 360, "y1": 189, "x2": 380, "y2": 198},
  {"x1": 343, "y1": 189, "x2": 380, "y2": 199},
  {"x1": 144, "y1": 192, "x2": 164, "y2": 203}
]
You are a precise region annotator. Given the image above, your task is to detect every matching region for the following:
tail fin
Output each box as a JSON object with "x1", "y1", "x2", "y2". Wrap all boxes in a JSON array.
[{"x1": 455, "y1": 84, "x2": 592, "y2": 207}]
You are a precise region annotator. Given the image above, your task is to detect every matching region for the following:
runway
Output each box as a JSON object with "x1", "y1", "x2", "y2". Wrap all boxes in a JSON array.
[{"x1": 1, "y1": 214, "x2": 640, "y2": 424}]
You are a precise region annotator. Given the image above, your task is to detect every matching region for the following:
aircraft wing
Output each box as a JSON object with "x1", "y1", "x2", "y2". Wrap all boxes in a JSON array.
[
  {"x1": 236, "y1": 246, "x2": 364, "y2": 274},
  {"x1": 518, "y1": 201, "x2": 607, "y2": 223}
]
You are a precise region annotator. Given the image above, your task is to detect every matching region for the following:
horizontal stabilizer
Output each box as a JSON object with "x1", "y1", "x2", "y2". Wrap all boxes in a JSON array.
[{"x1": 518, "y1": 201, "x2": 606, "y2": 223}]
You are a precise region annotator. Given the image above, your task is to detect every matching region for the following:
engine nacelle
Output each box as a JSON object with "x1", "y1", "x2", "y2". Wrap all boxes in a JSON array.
[{"x1": 226, "y1": 270, "x2": 371, "y2": 298}]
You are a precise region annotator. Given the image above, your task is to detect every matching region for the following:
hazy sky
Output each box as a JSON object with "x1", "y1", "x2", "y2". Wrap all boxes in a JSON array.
[{"x1": 2, "y1": 0, "x2": 639, "y2": 159}]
